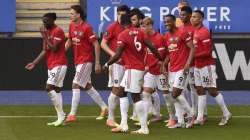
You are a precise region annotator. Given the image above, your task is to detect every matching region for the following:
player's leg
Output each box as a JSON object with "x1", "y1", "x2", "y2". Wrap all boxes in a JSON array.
[
  {"x1": 107, "y1": 64, "x2": 124, "y2": 127},
  {"x1": 128, "y1": 69, "x2": 149, "y2": 134},
  {"x1": 66, "y1": 64, "x2": 83, "y2": 122},
  {"x1": 151, "y1": 91, "x2": 162, "y2": 122},
  {"x1": 111, "y1": 70, "x2": 129, "y2": 133},
  {"x1": 205, "y1": 65, "x2": 231, "y2": 126},
  {"x1": 193, "y1": 67, "x2": 207, "y2": 125},
  {"x1": 84, "y1": 83, "x2": 108, "y2": 120},
  {"x1": 170, "y1": 70, "x2": 194, "y2": 128},
  {"x1": 46, "y1": 65, "x2": 67, "y2": 126},
  {"x1": 142, "y1": 72, "x2": 155, "y2": 115},
  {"x1": 188, "y1": 67, "x2": 199, "y2": 117}
]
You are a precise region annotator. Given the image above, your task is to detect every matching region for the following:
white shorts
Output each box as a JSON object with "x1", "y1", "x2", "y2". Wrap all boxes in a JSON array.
[
  {"x1": 168, "y1": 69, "x2": 188, "y2": 91},
  {"x1": 108, "y1": 63, "x2": 125, "y2": 87},
  {"x1": 73, "y1": 63, "x2": 92, "y2": 88},
  {"x1": 194, "y1": 65, "x2": 217, "y2": 88},
  {"x1": 47, "y1": 65, "x2": 67, "y2": 87},
  {"x1": 143, "y1": 72, "x2": 169, "y2": 91},
  {"x1": 187, "y1": 67, "x2": 195, "y2": 85},
  {"x1": 120, "y1": 69, "x2": 144, "y2": 93}
]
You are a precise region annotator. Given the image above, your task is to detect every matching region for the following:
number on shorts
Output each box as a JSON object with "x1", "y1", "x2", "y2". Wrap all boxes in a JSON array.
[
  {"x1": 179, "y1": 76, "x2": 184, "y2": 83},
  {"x1": 160, "y1": 79, "x2": 167, "y2": 86},
  {"x1": 49, "y1": 72, "x2": 56, "y2": 79},
  {"x1": 202, "y1": 76, "x2": 209, "y2": 83},
  {"x1": 134, "y1": 36, "x2": 142, "y2": 52}
]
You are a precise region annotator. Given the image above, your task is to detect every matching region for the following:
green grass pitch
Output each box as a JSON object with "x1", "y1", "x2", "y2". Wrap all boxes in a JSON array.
[{"x1": 0, "y1": 105, "x2": 250, "y2": 140}]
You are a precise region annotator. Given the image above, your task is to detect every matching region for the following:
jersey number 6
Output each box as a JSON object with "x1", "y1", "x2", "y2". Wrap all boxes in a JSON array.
[{"x1": 134, "y1": 36, "x2": 142, "y2": 52}]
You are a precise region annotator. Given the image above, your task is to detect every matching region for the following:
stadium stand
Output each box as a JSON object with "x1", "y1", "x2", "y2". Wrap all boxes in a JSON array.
[{"x1": 15, "y1": 0, "x2": 79, "y2": 37}]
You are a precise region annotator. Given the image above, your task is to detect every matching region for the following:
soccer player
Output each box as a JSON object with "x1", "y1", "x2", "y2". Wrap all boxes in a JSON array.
[
  {"x1": 163, "y1": 14, "x2": 195, "y2": 128},
  {"x1": 191, "y1": 10, "x2": 232, "y2": 125},
  {"x1": 179, "y1": 6, "x2": 200, "y2": 118},
  {"x1": 103, "y1": 13, "x2": 163, "y2": 134},
  {"x1": 65, "y1": 5, "x2": 108, "y2": 122},
  {"x1": 130, "y1": 8, "x2": 145, "y2": 28},
  {"x1": 100, "y1": 5, "x2": 130, "y2": 127},
  {"x1": 25, "y1": 13, "x2": 67, "y2": 126},
  {"x1": 141, "y1": 17, "x2": 175, "y2": 125}
]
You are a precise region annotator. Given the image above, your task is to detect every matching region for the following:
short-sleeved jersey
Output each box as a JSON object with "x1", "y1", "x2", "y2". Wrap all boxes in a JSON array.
[
  {"x1": 164, "y1": 27, "x2": 192, "y2": 72},
  {"x1": 180, "y1": 23, "x2": 195, "y2": 67},
  {"x1": 117, "y1": 27, "x2": 147, "y2": 71},
  {"x1": 146, "y1": 32, "x2": 167, "y2": 75},
  {"x1": 68, "y1": 21, "x2": 97, "y2": 65},
  {"x1": 44, "y1": 26, "x2": 67, "y2": 70},
  {"x1": 193, "y1": 26, "x2": 215, "y2": 68},
  {"x1": 103, "y1": 22, "x2": 124, "y2": 52}
]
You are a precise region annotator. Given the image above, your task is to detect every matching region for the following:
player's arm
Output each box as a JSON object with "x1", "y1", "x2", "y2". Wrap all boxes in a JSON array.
[
  {"x1": 195, "y1": 31, "x2": 213, "y2": 58},
  {"x1": 106, "y1": 46, "x2": 124, "y2": 67},
  {"x1": 195, "y1": 39, "x2": 212, "y2": 58},
  {"x1": 162, "y1": 49, "x2": 170, "y2": 75},
  {"x1": 25, "y1": 41, "x2": 46, "y2": 71},
  {"x1": 65, "y1": 38, "x2": 72, "y2": 51},
  {"x1": 40, "y1": 27, "x2": 60, "y2": 52},
  {"x1": 92, "y1": 40, "x2": 102, "y2": 74},
  {"x1": 143, "y1": 39, "x2": 163, "y2": 61},
  {"x1": 100, "y1": 38, "x2": 115, "y2": 56},
  {"x1": 184, "y1": 40, "x2": 195, "y2": 73}
]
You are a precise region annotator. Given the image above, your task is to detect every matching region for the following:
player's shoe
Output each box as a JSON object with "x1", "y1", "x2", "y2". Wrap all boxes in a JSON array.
[
  {"x1": 131, "y1": 128, "x2": 149, "y2": 135},
  {"x1": 47, "y1": 119, "x2": 65, "y2": 127},
  {"x1": 96, "y1": 108, "x2": 108, "y2": 120},
  {"x1": 168, "y1": 123, "x2": 185, "y2": 129},
  {"x1": 106, "y1": 119, "x2": 119, "y2": 127},
  {"x1": 111, "y1": 124, "x2": 128, "y2": 133},
  {"x1": 149, "y1": 115, "x2": 162, "y2": 123},
  {"x1": 130, "y1": 116, "x2": 139, "y2": 122},
  {"x1": 218, "y1": 113, "x2": 232, "y2": 126},
  {"x1": 65, "y1": 115, "x2": 77, "y2": 123},
  {"x1": 47, "y1": 120, "x2": 57, "y2": 126},
  {"x1": 186, "y1": 116, "x2": 195, "y2": 128},
  {"x1": 54, "y1": 119, "x2": 65, "y2": 127},
  {"x1": 134, "y1": 121, "x2": 150, "y2": 126},
  {"x1": 165, "y1": 119, "x2": 177, "y2": 127}
]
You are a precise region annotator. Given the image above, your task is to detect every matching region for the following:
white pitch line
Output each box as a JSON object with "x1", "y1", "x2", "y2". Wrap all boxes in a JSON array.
[{"x1": 0, "y1": 115, "x2": 250, "y2": 118}]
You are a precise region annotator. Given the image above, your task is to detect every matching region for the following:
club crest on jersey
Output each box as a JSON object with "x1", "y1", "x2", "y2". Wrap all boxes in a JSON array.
[
  {"x1": 104, "y1": 31, "x2": 109, "y2": 36},
  {"x1": 129, "y1": 31, "x2": 139, "y2": 36},
  {"x1": 169, "y1": 37, "x2": 179, "y2": 43},
  {"x1": 48, "y1": 35, "x2": 52, "y2": 40}
]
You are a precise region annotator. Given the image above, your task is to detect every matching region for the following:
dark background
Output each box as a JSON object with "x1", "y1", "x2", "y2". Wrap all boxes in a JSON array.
[{"x1": 0, "y1": 38, "x2": 249, "y2": 90}]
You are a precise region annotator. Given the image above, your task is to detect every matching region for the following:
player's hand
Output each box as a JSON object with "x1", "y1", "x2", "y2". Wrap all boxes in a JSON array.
[
  {"x1": 25, "y1": 62, "x2": 35, "y2": 71},
  {"x1": 39, "y1": 26, "x2": 47, "y2": 38},
  {"x1": 95, "y1": 62, "x2": 102, "y2": 74},
  {"x1": 102, "y1": 63, "x2": 109, "y2": 74},
  {"x1": 183, "y1": 64, "x2": 189, "y2": 75}
]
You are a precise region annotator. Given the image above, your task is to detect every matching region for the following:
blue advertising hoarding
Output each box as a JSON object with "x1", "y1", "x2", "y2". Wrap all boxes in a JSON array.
[
  {"x1": 0, "y1": 0, "x2": 16, "y2": 32},
  {"x1": 87, "y1": 0, "x2": 248, "y2": 34}
]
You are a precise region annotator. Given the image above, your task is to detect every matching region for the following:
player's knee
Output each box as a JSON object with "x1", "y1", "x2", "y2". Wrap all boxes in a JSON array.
[
  {"x1": 131, "y1": 93, "x2": 141, "y2": 103},
  {"x1": 72, "y1": 83, "x2": 80, "y2": 89},
  {"x1": 84, "y1": 83, "x2": 92, "y2": 90},
  {"x1": 46, "y1": 84, "x2": 55, "y2": 92},
  {"x1": 172, "y1": 88, "x2": 182, "y2": 98},
  {"x1": 196, "y1": 86, "x2": 205, "y2": 95},
  {"x1": 54, "y1": 87, "x2": 61, "y2": 93},
  {"x1": 208, "y1": 88, "x2": 218, "y2": 97}
]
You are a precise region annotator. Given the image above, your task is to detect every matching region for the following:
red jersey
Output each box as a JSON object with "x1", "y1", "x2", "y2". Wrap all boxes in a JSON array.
[
  {"x1": 117, "y1": 27, "x2": 147, "y2": 71},
  {"x1": 68, "y1": 21, "x2": 97, "y2": 65},
  {"x1": 180, "y1": 23, "x2": 195, "y2": 67},
  {"x1": 146, "y1": 32, "x2": 167, "y2": 75},
  {"x1": 193, "y1": 26, "x2": 215, "y2": 68},
  {"x1": 164, "y1": 28, "x2": 192, "y2": 72},
  {"x1": 44, "y1": 26, "x2": 67, "y2": 70},
  {"x1": 103, "y1": 22, "x2": 124, "y2": 52}
]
